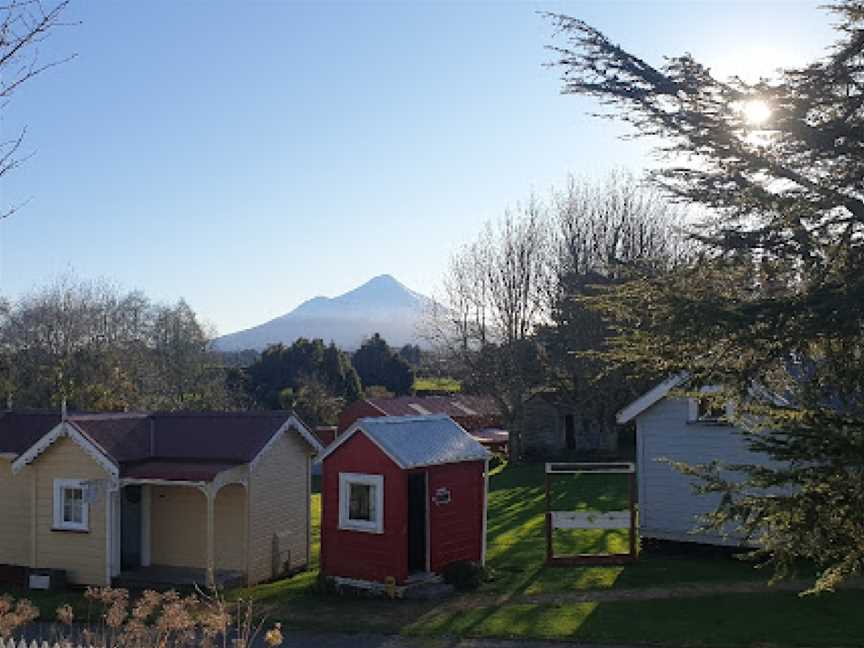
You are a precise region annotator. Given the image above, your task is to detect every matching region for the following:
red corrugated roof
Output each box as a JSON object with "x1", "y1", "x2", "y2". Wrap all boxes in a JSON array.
[
  {"x1": 146, "y1": 412, "x2": 290, "y2": 463},
  {"x1": 366, "y1": 395, "x2": 499, "y2": 418},
  {"x1": 121, "y1": 460, "x2": 240, "y2": 482}
]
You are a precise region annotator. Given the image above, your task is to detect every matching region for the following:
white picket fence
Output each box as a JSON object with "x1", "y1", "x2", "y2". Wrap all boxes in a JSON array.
[{"x1": 1, "y1": 640, "x2": 95, "y2": 648}]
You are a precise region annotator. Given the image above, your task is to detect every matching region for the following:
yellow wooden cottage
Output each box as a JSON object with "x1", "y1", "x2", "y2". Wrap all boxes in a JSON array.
[{"x1": 0, "y1": 411, "x2": 321, "y2": 588}]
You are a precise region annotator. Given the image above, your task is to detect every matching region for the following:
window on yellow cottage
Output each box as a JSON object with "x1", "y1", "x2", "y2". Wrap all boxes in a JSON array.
[
  {"x1": 53, "y1": 479, "x2": 89, "y2": 532},
  {"x1": 338, "y1": 472, "x2": 384, "y2": 533}
]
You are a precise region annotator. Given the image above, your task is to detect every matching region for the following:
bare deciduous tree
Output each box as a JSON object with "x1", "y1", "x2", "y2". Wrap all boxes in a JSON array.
[
  {"x1": 429, "y1": 174, "x2": 691, "y2": 460},
  {"x1": 0, "y1": 1, "x2": 74, "y2": 217},
  {"x1": 540, "y1": 172, "x2": 694, "y2": 455},
  {"x1": 429, "y1": 199, "x2": 551, "y2": 459},
  {"x1": 0, "y1": 275, "x2": 235, "y2": 411}
]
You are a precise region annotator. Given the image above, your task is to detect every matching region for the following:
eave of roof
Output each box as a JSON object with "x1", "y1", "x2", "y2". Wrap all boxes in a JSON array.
[
  {"x1": 121, "y1": 460, "x2": 242, "y2": 482},
  {"x1": 616, "y1": 373, "x2": 689, "y2": 424},
  {"x1": 319, "y1": 414, "x2": 491, "y2": 469}
]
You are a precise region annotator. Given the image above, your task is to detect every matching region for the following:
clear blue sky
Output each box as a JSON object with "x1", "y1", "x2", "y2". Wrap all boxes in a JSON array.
[{"x1": 0, "y1": 1, "x2": 834, "y2": 335}]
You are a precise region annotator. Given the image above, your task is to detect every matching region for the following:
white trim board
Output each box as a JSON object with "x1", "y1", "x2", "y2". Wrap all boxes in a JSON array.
[
  {"x1": 250, "y1": 415, "x2": 323, "y2": 471},
  {"x1": 119, "y1": 478, "x2": 207, "y2": 488},
  {"x1": 481, "y1": 458, "x2": 489, "y2": 566},
  {"x1": 52, "y1": 478, "x2": 90, "y2": 532},
  {"x1": 616, "y1": 373, "x2": 689, "y2": 424},
  {"x1": 338, "y1": 472, "x2": 385, "y2": 534},
  {"x1": 12, "y1": 421, "x2": 119, "y2": 477}
]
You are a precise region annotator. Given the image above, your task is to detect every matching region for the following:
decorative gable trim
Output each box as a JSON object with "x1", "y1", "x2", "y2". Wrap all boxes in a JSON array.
[
  {"x1": 11, "y1": 421, "x2": 119, "y2": 477},
  {"x1": 249, "y1": 415, "x2": 323, "y2": 470}
]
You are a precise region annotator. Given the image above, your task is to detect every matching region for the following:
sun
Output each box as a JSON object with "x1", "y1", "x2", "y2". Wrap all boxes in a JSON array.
[{"x1": 741, "y1": 99, "x2": 772, "y2": 126}]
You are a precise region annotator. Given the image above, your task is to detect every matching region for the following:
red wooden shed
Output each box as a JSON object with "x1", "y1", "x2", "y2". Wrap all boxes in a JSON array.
[{"x1": 319, "y1": 415, "x2": 491, "y2": 590}]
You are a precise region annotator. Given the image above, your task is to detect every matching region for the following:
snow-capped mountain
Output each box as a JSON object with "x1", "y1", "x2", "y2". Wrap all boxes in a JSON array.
[{"x1": 214, "y1": 275, "x2": 432, "y2": 351}]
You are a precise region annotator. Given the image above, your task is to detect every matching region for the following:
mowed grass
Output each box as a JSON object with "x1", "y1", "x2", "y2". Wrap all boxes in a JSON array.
[
  {"x1": 237, "y1": 462, "x2": 864, "y2": 647},
  {"x1": 403, "y1": 591, "x2": 864, "y2": 647},
  {"x1": 482, "y1": 463, "x2": 765, "y2": 596}
]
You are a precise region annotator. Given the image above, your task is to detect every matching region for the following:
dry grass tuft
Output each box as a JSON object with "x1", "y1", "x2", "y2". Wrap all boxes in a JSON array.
[{"x1": 1, "y1": 586, "x2": 283, "y2": 648}]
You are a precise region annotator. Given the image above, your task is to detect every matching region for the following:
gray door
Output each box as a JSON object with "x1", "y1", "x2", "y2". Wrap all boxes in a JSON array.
[{"x1": 121, "y1": 486, "x2": 143, "y2": 571}]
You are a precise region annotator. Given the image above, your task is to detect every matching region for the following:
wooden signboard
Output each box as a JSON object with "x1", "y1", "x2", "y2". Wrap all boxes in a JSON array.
[{"x1": 545, "y1": 462, "x2": 638, "y2": 566}]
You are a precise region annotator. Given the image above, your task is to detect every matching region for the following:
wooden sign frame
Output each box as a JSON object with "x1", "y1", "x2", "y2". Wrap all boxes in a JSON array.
[{"x1": 544, "y1": 462, "x2": 638, "y2": 566}]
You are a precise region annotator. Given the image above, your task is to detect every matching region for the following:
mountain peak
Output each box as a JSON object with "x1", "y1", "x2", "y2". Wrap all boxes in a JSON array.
[
  {"x1": 366, "y1": 273, "x2": 401, "y2": 286},
  {"x1": 215, "y1": 275, "x2": 431, "y2": 351}
]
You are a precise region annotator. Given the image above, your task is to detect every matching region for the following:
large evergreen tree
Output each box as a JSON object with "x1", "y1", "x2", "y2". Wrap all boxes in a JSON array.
[
  {"x1": 244, "y1": 338, "x2": 362, "y2": 415},
  {"x1": 548, "y1": 2, "x2": 864, "y2": 591},
  {"x1": 352, "y1": 333, "x2": 414, "y2": 396},
  {"x1": 539, "y1": 173, "x2": 692, "y2": 449}
]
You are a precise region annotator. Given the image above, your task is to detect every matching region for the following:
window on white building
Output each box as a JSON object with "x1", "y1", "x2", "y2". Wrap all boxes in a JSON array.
[
  {"x1": 53, "y1": 479, "x2": 89, "y2": 532},
  {"x1": 688, "y1": 388, "x2": 733, "y2": 424},
  {"x1": 338, "y1": 472, "x2": 384, "y2": 533}
]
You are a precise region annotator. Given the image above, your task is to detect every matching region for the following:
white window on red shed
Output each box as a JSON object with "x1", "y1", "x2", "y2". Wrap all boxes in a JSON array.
[{"x1": 338, "y1": 472, "x2": 384, "y2": 533}]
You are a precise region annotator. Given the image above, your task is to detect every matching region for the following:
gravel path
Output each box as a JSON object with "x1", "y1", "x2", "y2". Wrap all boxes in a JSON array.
[
  {"x1": 260, "y1": 632, "x2": 641, "y2": 648},
  {"x1": 15, "y1": 625, "x2": 639, "y2": 648}
]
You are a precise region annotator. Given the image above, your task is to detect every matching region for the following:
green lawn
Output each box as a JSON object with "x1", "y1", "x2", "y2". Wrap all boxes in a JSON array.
[
  {"x1": 4, "y1": 462, "x2": 861, "y2": 647},
  {"x1": 412, "y1": 376, "x2": 461, "y2": 393},
  {"x1": 403, "y1": 591, "x2": 864, "y2": 647},
  {"x1": 235, "y1": 462, "x2": 860, "y2": 647}
]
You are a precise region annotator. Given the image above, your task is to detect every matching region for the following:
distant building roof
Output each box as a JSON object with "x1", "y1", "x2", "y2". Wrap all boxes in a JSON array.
[
  {"x1": 365, "y1": 395, "x2": 498, "y2": 419},
  {"x1": 320, "y1": 415, "x2": 492, "y2": 469},
  {"x1": 471, "y1": 428, "x2": 509, "y2": 442}
]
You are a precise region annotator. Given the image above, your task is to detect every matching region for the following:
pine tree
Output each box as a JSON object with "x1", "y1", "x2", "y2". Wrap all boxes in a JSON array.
[{"x1": 547, "y1": 2, "x2": 864, "y2": 591}]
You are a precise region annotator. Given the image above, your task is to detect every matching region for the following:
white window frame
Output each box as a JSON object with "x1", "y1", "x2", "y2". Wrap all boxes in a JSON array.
[
  {"x1": 687, "y1": 386, "x2": 733, "y2": 424},
  {"x1": 338, "y1": 472, "x2": 384, "y2": 534},
  {"x1": 53, "y1": 479, "x2": 89, "y2": 532}
]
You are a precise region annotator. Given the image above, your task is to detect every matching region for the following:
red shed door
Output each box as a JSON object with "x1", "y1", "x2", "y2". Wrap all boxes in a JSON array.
[{"x1": 407, "y1": 473, "x2": 428, "y2": 573}]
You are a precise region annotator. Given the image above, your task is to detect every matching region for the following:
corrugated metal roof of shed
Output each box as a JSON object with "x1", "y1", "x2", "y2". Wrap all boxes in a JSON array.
[{"x1": 353, "y1": 415, "x2": 491, "y2": 469}]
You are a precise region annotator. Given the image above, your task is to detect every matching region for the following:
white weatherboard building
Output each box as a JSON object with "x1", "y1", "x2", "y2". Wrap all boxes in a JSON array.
[{"x1": 618, "y1": 376, "x2": 771, "y2": 546}]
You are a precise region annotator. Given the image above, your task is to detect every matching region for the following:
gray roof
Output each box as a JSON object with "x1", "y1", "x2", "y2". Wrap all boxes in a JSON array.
[{"x1": 323, "y1": 415, "x2": 491, "y2": 469}]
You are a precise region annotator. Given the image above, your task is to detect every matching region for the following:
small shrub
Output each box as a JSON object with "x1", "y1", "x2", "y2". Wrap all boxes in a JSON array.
[
  {"x1": 314, "y1": 573, "x2": 338, "y2": 595},
  {"x1": 521, "y1": 444, "x2": 551, "y2": 463},
  {"x1": 441, "y1": 561, "x2": 483, "y2": 591},
  {"x1": 0, "y1": 595, "x2": 39, "y2": 639}
]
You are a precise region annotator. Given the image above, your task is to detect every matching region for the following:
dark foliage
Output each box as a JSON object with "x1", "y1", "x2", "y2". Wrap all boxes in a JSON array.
[
  {"x1": 547, "y1": 1, "x2": 864, "y2": 592},
  {"x1": 243, "y1": 338, "x2": 361, "y2": 425},
  {"x1": 352, "y1": 333, "x2": 414, "y2": 396},
  {"x1": 441, "y1": 560, "x2": 484, "y2": 591}
]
